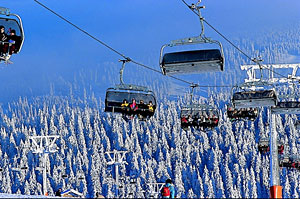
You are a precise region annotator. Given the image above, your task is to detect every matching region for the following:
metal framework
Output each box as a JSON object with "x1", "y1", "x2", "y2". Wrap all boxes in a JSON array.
[
  {"x1": 105, "y1": 150, "x2": 128, "y2": 198},
  {"x1": 30, "y1": 135, "x2": 59, "y2": 196},
  {"x1": 147, "y1": 182, "x2": 165, "y2": 198},
  {"x1": 241, "y1": 63, "x2": 300, "y2": 83},
  {"x1": 240, "y1": 63, "x2": 300, "y2": 198}
]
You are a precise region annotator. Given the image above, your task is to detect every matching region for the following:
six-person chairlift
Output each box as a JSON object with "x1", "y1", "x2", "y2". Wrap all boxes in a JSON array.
[
  {"x1": 105, "y1": 59, "x2": 157, "y2": 120},
  {"x1": 271, "y1": 82, "x2": 300, "y2": 115},
  {"x1": 232, "y1": 80, "x2": 278, "y2": 109},
  {"x1": 258, "y1": 137, "x2": 284, "y2": 154},
  {"x1": 226, "y1": 104, "x2": 259, "y2": 122},
  {"x1": 159, "y1": 1, "x2": 224, "y2": 75},
  {"x1": 279, "y1": 155, "x2": 300, "y2": 170},
  {"x1": 0, "y1": 7, "x2": 24, "y2": 63},
  {"x1": 180, "y1": 84, "x2": 219, "y2": 130}
]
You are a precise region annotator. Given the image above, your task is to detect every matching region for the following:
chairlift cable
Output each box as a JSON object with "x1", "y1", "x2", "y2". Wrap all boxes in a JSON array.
[
  {"x1": 180, "y1": 0, "x2": 288, "y2": 80},
  {"x1": 34, "y1": 0, "x2": 234, "y2": 89},
  {"x1": 33, "y1": 0, "x2": 127, "y2": 59},
  {"x1": 33, "y1": 0, "x2": 196, "y2": 85}
]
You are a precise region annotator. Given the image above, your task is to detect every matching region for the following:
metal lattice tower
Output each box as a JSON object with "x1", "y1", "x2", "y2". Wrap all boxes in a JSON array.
[
  {"x1": 29, "y1": 135, "x2": 59, "y2": 196},
  {"x1": 105, "y1": 150, "x2": 128, "y2": 198}
]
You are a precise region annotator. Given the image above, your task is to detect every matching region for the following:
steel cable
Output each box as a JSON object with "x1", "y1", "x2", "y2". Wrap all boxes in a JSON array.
[{"x1": 33, "y1": 0, "x2": 234, "y2": 88}]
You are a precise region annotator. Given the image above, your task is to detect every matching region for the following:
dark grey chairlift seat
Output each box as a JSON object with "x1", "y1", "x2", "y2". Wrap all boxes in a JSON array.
[
  {"x1": 271, "y1": 101, "x2": 300, "y2": 114},
  {"x1": 161, "y1": 49, "x2": 223, "y2": 75},
  {"x1": 232, "y1": 89, "x2": 277, "y2": 109}
]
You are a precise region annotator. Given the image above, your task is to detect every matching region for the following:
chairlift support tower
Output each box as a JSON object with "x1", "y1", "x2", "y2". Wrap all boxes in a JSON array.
[
  {"x1": 105, "y1": 150, "x2": 128, "y2": 198},
  {"x1": 240, "y1": 63, "x2": 300, "y2": 198},
  {"x1": 29, "y1": 135, "x2": 59, "y2": 196},
  {"x1": 269, "y1": 111, "x2": 282, "y2": 198}
]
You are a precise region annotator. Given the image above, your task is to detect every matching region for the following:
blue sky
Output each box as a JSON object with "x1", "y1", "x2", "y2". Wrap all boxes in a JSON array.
[{"x1": 0, "y1": 0, "x2": 299, "y2": 102}]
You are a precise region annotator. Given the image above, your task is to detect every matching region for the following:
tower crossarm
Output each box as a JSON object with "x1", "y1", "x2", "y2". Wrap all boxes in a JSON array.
[
  {"x1": 105, "y1": 150, "x2": 128, "y2": 165},
  {"x1": 241, "y1": 63, "x2": 300, "y2": 84},
  {"x1": 148, "y1": 183, "x2": 165, "y2": 195},
  {"x1": 29, "y1": 135, "x2": 59, "y2": 154}
]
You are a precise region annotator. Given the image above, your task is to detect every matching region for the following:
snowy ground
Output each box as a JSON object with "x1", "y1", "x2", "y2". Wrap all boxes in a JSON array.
[{"x1": 0, "y1": 193, "x2": 56, "y2": 198}]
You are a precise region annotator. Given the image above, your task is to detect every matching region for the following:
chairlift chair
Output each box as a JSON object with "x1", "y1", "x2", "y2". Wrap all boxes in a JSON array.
[
  {"x1": 271, "y1": 101, "x2": 300, "y2": 114},
  {"x1": 130, "y1": 178, "x2": 137, "y2": 184},
  {"x1": 295, "y1": 120, "x2": 300, "y2": 130},
  {"x1": 159, "y1": 2, "x2": 224, "y2": 75},
  {"x1": 232, "y1": 81, "x2": 277, "y2": 109},
  {"x1": 279, "y1": 155, "x2": 289, "y2": 168},
  {"x1": 105, "y1": 60, "x2": 157, "y2": 120},
  {"x1": 271, "y1": 83, "x2": 300, "y2": 115},
  {"x1": 258, "y1": 137, "x2": 284, "y2": 154},
  {"x1": 77, "y1": 172, "x2": 84, "y2": 180},
  {"x1": 279, "y1": 155, "x2": 300, "y2": 170},
  {"x1": 62, "y1": 174, "x2": 68, "y2": 178},
  {"x1": 181, "y1": 104, "x2": 219, "y2": 129},
  {"x1": 226, "y1": 105, "x2": 258, "y2": 122},
  {"x1": 258, "y1": 137, "x2": 269, "y2": 153},
  {"x1": 0, "y1": 7, "x2": 24, "y2": 62},
  {"x1": 105, "y1": 84, "x2": 156, "y2": 118}
]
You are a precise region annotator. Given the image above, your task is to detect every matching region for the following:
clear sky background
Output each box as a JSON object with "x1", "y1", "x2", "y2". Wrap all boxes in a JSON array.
[{"x1": 0, "y1": 0, "x2": 300, "y2": 102}]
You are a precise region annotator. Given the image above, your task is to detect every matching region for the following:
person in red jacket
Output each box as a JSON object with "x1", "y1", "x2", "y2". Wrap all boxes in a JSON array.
[{"x1": 130, "y1": 98, "x2": 138, "y2": 111}]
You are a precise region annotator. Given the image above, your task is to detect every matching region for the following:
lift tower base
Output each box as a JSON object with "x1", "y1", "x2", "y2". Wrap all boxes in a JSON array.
[{"x1": 270, "y1": 185, "x2": 282, "y2": 199}]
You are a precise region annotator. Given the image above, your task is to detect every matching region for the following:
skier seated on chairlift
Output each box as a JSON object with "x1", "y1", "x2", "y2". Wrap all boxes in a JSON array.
[
  {"x1": 278, "y1": 145, "x2": 284, "y2": 154},
  {"x1": 207, "y1": 111, "x2": 213, "y2": 122},
  {"x1": 181, "y1": 115, "x2": 188, "y2": 123},
  {"x1": 212, "y1": 115, "x2": 218, "y2": 124},
  {"x1": 121, "y1": 99, "x2": 129, "y2": 113},
  {"x1": 129, "y1": 98, "x2": 139, "y2": 119},
  {"x1": 148, "y1": 101, "x2": 154, "y2": 112},
  {"x1": 130, "y1": 98, "x2": 138, "y2": 111},
  {"x1": 232, "y1": 109, "x2": 238, "y2": 118},
  {"x1": 0, "y1": 25, "x2": 7, "y2": 58},
  {"x1": 202, "y1": 111, "x2": 208, "y2": 121},
  {"x1": 138, "y1": 100, "x2": 148, "y2": 119},
  {"x1": 188, "y1": 114, "x2": 193, "y2": 124},
  {"x1": 139, "y1": 100, "x2": 148, "y2": 110},
  {"x1": 2, "y1": 29, "x2": 21, "y2": 61},
  {"x1": 198, "y1": 114, "x2": 205, "y2": 123},
  {"x1": 121, "y1": 99, "x2": 129, "y2": 107}
]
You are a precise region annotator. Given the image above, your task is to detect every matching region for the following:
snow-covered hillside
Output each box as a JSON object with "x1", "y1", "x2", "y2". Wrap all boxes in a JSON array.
[
  {"x1": 0, "y1": 8, "x2": 299, "y2": 199},
  {"x1": 0, "y1": 92, "x2": 299, "y2": 198}
]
